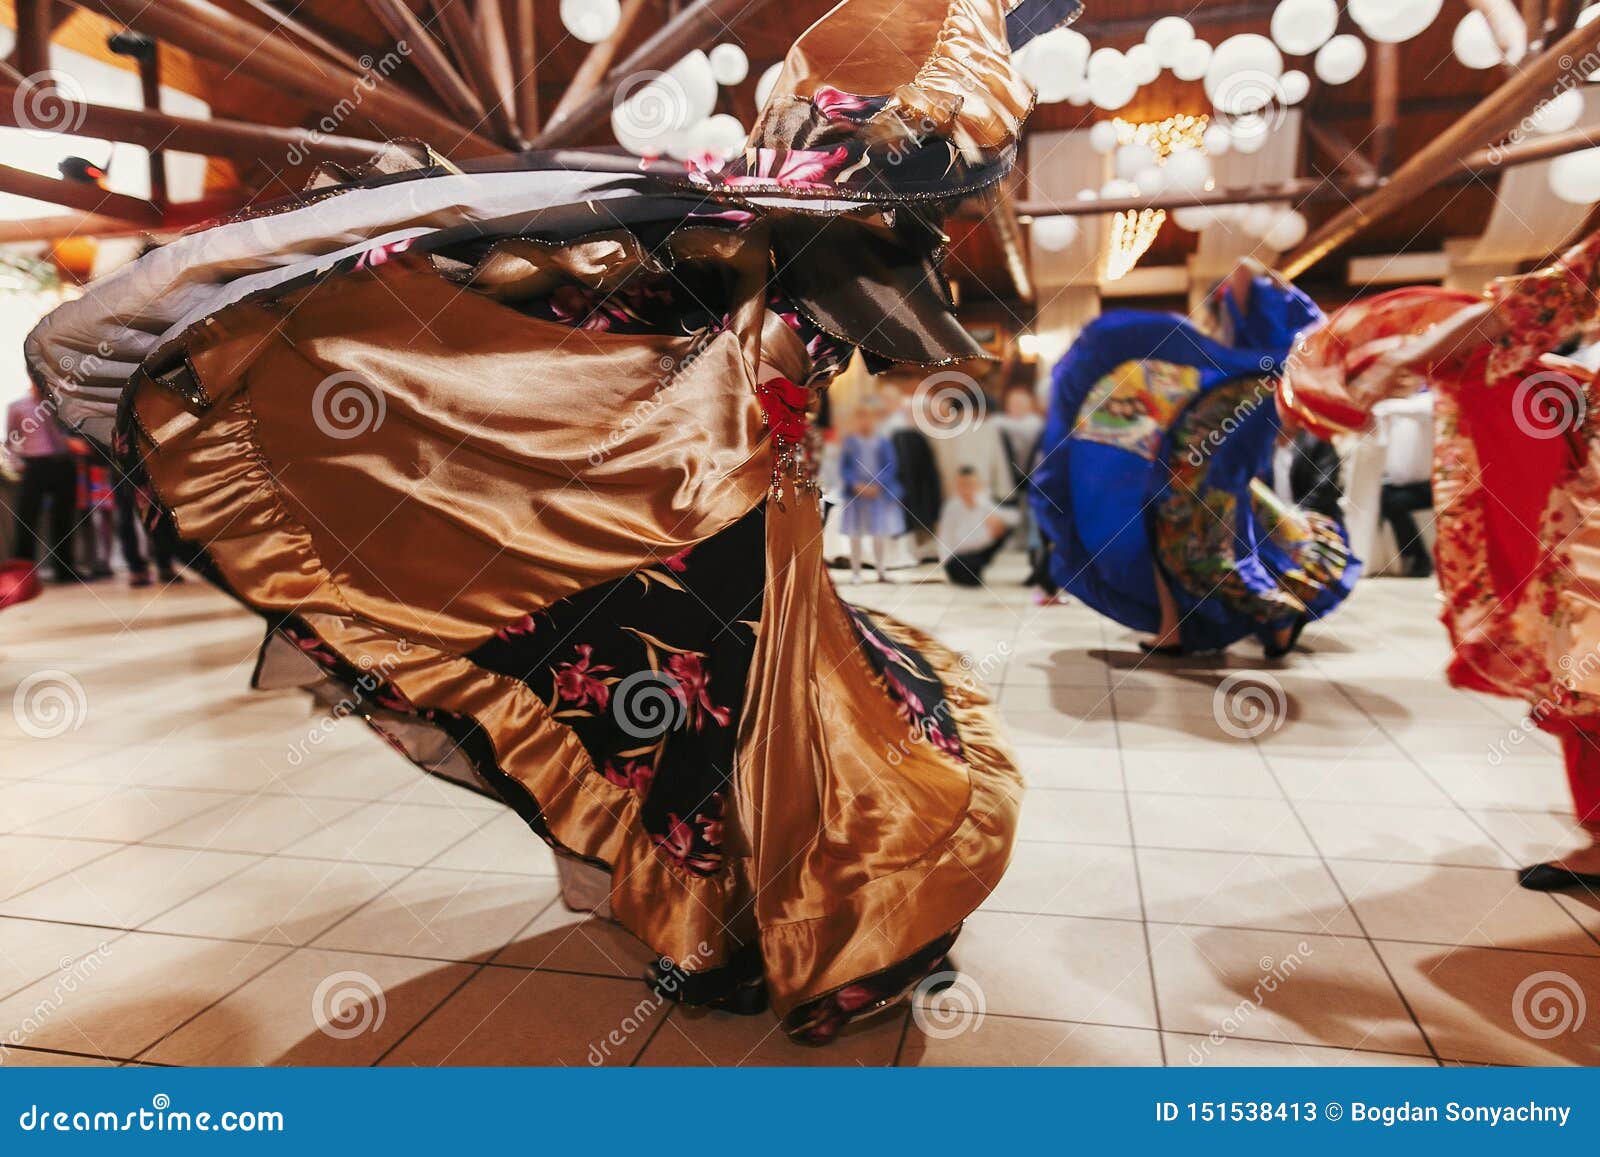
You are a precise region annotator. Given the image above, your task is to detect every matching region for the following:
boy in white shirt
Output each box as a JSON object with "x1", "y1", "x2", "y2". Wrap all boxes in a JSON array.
[{"x1": 936, "y1": 467, "x2": 1019, "y2": 587}]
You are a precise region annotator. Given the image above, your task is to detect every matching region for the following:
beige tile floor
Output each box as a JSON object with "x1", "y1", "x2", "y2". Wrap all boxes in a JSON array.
[{"x1": 3, "y1": 558, "x2": 1599, "y2": 1067}]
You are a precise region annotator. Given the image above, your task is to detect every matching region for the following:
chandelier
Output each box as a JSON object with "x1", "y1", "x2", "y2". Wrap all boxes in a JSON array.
[{"x1": 1104, "y1": 114, "x2": 1208, "y2": 282}]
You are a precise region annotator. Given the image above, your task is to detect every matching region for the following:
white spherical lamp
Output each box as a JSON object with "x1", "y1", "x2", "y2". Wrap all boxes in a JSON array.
[
  {"x1": 1452, "y1": 12, "x2": 1502, "y2": 70},
  {"x1": 1550, "y1": 147, "x2": 1600, "y2": 204},
  {"x1": 1271, "y1": 0, "x2": 1339, "y2": 56},
  {"x1": 754, "y1": 62, "x2": 784, "y2": 108},
  {"x1": 1165, "y1": 148, "x2": 1212, "y2": 191},
  {"x1": 561, "y1": 0, "x2": 621, "y2": 44},
  {"x1": 1172, "y1": 205, "x2": 1215, "y2": 232},
  {"x1": 1265, "y1": 209, "x2": 1309, "y2": 250},
  {"x1": 1088, "y1": 120, "x2": 1120, "y2": 154},
  {"x1": 1205, "y1": 34, "x2": 1284, "y2": 113},
  {"x1": 1351, "y1": 0, "x2": 1442, "y2": 43},
  {"x1": 689, "y1": 113, "x2": 746, "y2": 161},
  {"x1": 1115, "y1": 142, "x2": 1157, "y2": 180},
  {"x1": 1134, "y1": 165, "x2": 1168, "y2": 195},
  {"x1": 1127, "y1": 43, "x2": 1161, "y2": 85},
  {"x1": 1231, "y1": 113, "x2": 1270, "y2": 154},
  {"x1": 1146, "y1": 15, "x2": 1196, "y2": 67},
  {"x1": 1032, "y1": 215, "x2": 1081, "y2": 252},
  {"x1": 1173, "y1": 39, "x2": 1213, "y2": 82},
  {"x1": 1315, "y1": 35, "x2": 1367, "y2": 85},
  {"x1": 1532, "y1": 88, "x2": 1585, "y2": 134},
  {"x1": 708, "y1": 44, "x2": 749, "y2": 87},
  {"x1": 1242, "y1": 204, "x2": 1279, "y2": 237},
  {"x1": 1279, "y1": 70, "x2": 1310, "y2": 104},
  {"x1": 1202, "y1": 123, "x2": 1233, "y2": 157}
]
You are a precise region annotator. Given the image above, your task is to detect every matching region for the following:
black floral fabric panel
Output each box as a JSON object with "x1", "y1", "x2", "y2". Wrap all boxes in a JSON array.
[
  {"x1": 466, "y1": 506, "x2": 767, "y2": 876},
  {"x1": 842, "y1": 604, "x2": 964, "y2": 762}
]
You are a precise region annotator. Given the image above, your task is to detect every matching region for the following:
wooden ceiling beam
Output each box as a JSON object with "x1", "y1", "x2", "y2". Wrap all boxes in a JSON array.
[
  {"x1": 1077, "y1": 1, "x2": 1277, "y2": 39},
  {"x1": 0, "y1": 193, "x2": 246, "y2": 243},
  {"x1": 431, "y1": 0, "x2": 519, "y2": 144},
  {"x1": 234, "y1": 0, "x2": 368, "y2": 74},
  {"x1": 361, "y1": 0, "x2": 487, "y2": 127},
  {"x1": 1304, "y1": 121, "x2": 1378, "y2": 185},
  {"x1": 0, "y1": 161, "x2": 162, "y2": 226},
  {"x1": 475, "y1": 0, "x2": 522, "y2": 142},
  {"x1": 546, "y1": 0, "x2": 649, "y2": 132},
  {"x1": 1282, "y1": 14, "x2": 1600, "y2": 278},
  {"x1": 1370, "y1": 42, "x2": 1401, "y2": 175},
  {"x1": 508, "y1": 0, "x2": 540, "y2": 136},
  {"x1": 1016, "y1": 122, "x2": 1600, "y2": 220},
  {"x1": 63, "y1": 0, "x2": 504, "y2": 158},
  {"x1": 988, "y1": 182, "x2": 1036, "y2": 303},
  {"x1": 0, "y1": 77, "x2": 393, "y2": 165},
  {"x1": 13, "y1": 0, "x2": 56, "y2": 78},
  {"x1": 533, "y1": 0, "x2": 781, "y2": 149}
]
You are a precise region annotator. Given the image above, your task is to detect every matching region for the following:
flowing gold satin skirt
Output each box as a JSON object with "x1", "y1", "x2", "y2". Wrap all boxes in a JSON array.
[{"x1": 128, "y1": 256, "x2": 1022, "y2": 1040}]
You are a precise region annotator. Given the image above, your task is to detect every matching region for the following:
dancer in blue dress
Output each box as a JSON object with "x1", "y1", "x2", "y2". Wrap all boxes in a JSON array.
[{"x1": 1031, "y1": 262, "x2": 1359, "y2": 658}]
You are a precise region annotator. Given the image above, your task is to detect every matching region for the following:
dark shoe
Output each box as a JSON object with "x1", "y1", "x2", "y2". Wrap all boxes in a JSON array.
[
  {"x1": 1138, "y1": 640, "x2": 1187, "y2": 658},
  {"x1": 1517, "y1": 863, "x2": 1600, "y2": 893},
  {"x1": 1263, "y1": 617, "x2": 1309, "y2": 660},
  {"x1": 158, "y1": 569, "x2": 185, "y2": 584},
  {"x1": 48, "y1": 568, "x2": 84, "y2": 585},
  {"x1": 130, "y1": 570, "x2": 153, "y2": 589}
]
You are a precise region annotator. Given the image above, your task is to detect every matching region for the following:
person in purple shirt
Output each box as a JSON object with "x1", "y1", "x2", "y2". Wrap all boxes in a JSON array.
[{"x1": 5, "y1": 382, "x2": 80, "y2": 583}]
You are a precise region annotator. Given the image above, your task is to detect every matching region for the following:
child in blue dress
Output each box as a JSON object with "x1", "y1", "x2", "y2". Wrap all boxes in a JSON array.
[{"x1": 839, "y1": 396, "x2": 907, "y2": 583}]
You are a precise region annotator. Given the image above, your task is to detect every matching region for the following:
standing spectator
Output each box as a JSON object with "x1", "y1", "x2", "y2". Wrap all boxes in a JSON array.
[
  {"x1": 936, "y1": 466, "x2": 1018, "y2": 587},
  {"x1": 5, "y1": 382, "x2": 80, "y2": 583},
  {"x1": 839, "y1": 397, "x2": 907, "y2": 583},
  {"x1": 106, "y1": 451, "x2": 182, "y2": 588},
  {"x1": 1374, "y1": 392, "x2": 1436, "y2": 578}
]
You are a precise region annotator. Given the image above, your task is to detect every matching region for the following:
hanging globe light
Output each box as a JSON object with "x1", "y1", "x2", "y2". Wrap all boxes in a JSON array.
[
  {"x1": 561, "y1": 0, "x2": 621, "y2": 45},
  {"x1": 1032, "y1": 215, "x2": 1081, "y2": 252},
  {"x1": 1172, "y1": 39, "x2": 1213, "y2": 83},
  {"x1": 1270, "y1": 0, "x2": 1339, "y2": 56},
  {"x1": 708, "y1": 44, "x2": 749, "y2": 87},
  {"x1": 1452, "y1": 11, "x2": 1503, "y2": 69},
  {"x1": 1088, "y1": 120, "x2": 1120, "y2": 154},
  {"x1": 1350, "y1": 0, "x2": 1443, "y2": 44},
  {"x1": 754, "y1": 62, "x2": 784, "y2": 108},
  {"x1": 1532, "y1": 88, "x2": 1585, "y2": 134},
  {"x1": 1265, "y1": 209, "x2": 1309, "y2": 249},
  {"x1": 1315, "y1": 35, "x2": 1367, "y2": 85},
  {"x1": 1127, "y1": 43, "x2": 1161, "y2": 86},
  {"x1": 1550, "y1": 147, "x2": 1600, "y2": 204},
  {"x1": 1145, "y1": 15, "x2": 1196, "y2": 68}
]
